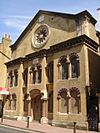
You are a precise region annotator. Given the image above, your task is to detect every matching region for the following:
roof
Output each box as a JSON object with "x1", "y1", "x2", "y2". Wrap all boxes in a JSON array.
[{"x1": 10, "y1": 10, "x2": 97, "y2": 50}]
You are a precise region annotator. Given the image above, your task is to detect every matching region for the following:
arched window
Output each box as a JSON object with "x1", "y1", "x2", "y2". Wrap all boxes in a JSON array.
[
  {"x1": 9, "y1": 71, "x2": 14, "y2": 87},
  {"x1": 12, "y1": 93, "x2": 16, "y2": 110},
  {"x1": 23, "y1": 68, "x2": 28, "y2": 86},
  {"x1": 58, "y1": 56, "x2": 68, "y2": 80},
  {"x1": 23, "y1": 94, "x2": 28, "y2": 113},
  {"x1": 46, "y1": 61, "x2": 53, "y2": 83},
  {"x1": 37, "y1": 64, "x2": 42, "y2": 83},
  {"x1": 48, "y1": 91, "x2": 53, "y2": 113},
  {"x1": 31, "y1": 67, "x2": 36, "y2": 84},
  {"x1": 62, "y1": 58, "x2": 68, "y2": 79},
  {"x1": 70, "y1": 53, "x2": 79, "y2": 78},
  {"x1": 70, "y1": 87, "x2": 81, "y2": 114},
  {"x1": 30, "y1": 64, "x2": 42, "y2": 84},
  {"x1": 14, "y1": 69, "x2": 18, "y2": 87},
  {"x1": 58, "y1": 88, "x2": 68, "y2": 113},
  {"x1": 6, "y1": 95, "x2": 11, "y2": 110}
]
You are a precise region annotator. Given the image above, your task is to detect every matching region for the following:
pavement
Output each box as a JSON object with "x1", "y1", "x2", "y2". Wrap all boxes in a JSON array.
[{"x1": 0, "y1": 118, "x2": 98, "y2": 133}]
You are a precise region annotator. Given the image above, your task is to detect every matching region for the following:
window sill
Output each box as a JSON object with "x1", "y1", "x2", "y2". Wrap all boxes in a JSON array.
[
  {"x1": 58, "y1": 77, "x2": 80, "y2": 81},
  {"x1": 57, "y1": 112, "x2": 81, "y2": 115}
]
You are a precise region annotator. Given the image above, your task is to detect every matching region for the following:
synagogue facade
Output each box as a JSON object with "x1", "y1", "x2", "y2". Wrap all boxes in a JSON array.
[{"x1": 1, "y1": 10, "x2": 100, "y2": 131}]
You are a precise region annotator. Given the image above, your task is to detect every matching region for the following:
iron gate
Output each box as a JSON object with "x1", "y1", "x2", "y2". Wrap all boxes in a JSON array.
[{"x1": 87, "y1": 95, "x2": 98, "y2": 131}]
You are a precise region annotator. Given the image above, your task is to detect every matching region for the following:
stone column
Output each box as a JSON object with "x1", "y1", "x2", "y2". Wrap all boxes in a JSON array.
[
  {"x1": 67, "y1": 91, "x2": 71, "y2": 114},
  {"x1": 17, "y1": 62, "x2": 24, "y2": 120}
]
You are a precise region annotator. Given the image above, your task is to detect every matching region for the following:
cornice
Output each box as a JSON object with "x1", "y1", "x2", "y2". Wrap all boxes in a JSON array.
[
  {"x1": 25, "y1": 49, "x2": 47, "y2": 61},
  {"x1": 48, "y1": 34, "x2": 99, "y2": 54},
  {"x1": 5, "y1": 35, "x2": 99, "y2": 67},
  {"x1": 5, "y1": 57, "x2": 24, "y2": 67}
]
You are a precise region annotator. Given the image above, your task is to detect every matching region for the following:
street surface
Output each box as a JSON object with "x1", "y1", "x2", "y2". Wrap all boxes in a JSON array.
[{"x1": 0, "y1": 125, "x2": 34, "y2": 133}]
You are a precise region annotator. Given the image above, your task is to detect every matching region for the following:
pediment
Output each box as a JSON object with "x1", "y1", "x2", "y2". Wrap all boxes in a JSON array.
[{"x1": 10, "y1": 10, "x2": 96, "y2": 59}]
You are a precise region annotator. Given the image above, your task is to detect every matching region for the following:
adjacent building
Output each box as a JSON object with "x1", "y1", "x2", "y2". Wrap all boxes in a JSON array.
[
  {"x1": 2, "y1": 10, "x2": 100, "y2": 131},
  {"x1": 0, "y1": 34, "x2": 11, "y2": 89}
]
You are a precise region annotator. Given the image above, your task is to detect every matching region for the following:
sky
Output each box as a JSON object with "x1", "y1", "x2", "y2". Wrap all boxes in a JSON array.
[{"x1": 0, "y1": 0, "x2": 100, "y2": 43}]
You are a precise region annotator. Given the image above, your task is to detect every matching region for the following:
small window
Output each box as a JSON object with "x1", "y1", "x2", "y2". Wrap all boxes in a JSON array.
[
  {"x1": 46, "y1": 62, "x2": 53, "y2": 83},
  {"x1": 61, "y1": 59, "x2": 68, "y2": 80},
  {"x1": 12, "y1": 93, "x2": 17, "y2": 110},
  {"x1": 9, "y1": 71, "x2": 13, "y2": 87},
  {"x1": 37, "y1": 65, "x2": 42, "y2": 83},
  {"x1": 70, "y1": 87, "x2": 81, "y2": 114},
  {"x1": 58, "y1": 88, "x2": 68, "y2": 113},
  {"x1": 14, "y1": 70, "x2": 18, "y2": 87},
  {"x1": 58, "y1": 56, "x2": 68, "y2": 80},
  {"x1": 48, "y1": 91, "x2": 53, "y2": 113},
  {"x1": 70, "y1": 55, "x2": 79, "y2": 78},
  {"x1": 23, "y1": 68, "x2": 28, "y2": 86}
]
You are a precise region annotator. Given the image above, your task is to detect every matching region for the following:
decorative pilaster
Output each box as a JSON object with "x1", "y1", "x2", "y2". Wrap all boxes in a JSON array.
[
  {"x1": 27, "y1": 94, "x2": 31, "y2": 116},
  {"x1": 41, "y1": 55, "x2": 48, "y2": 124},
  {"x1": 17, "y1": 62, "x2": 24, "y2": 120},
  {"x1": 41, "y1": 98, "x2": 48, "y2": 124},
  {"x1": 27, "y1": 66, "x2": 30, "y2": 92},
  {"x1": 42, "y1": 55, "x2": 47, "y2": 89}
]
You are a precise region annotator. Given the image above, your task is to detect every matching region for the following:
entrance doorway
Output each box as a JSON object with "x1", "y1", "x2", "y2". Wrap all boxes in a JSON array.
[
  {"x1": 32, "y1": 95, "x2": 42, "y2": 121},
  {"x1": 30, "y1": 89, "x2": 42, "y2": 122}
]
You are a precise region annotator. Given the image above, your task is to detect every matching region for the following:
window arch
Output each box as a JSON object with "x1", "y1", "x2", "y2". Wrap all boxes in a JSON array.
[
  {"x1": 70, "y1": 53, "x2": 80, "y2": 78},
  {"x1": 58, "y1": 56, "x2": 68, "y2": 80},
  {"x1": 58, "y1": 88, "x2": 68, "y2": 113},
  {"x1": 70, "y1": 87, "x2": 81, "y2": 114}
]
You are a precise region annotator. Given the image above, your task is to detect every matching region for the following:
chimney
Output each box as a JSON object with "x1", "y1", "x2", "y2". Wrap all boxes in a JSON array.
[
  {"x1": 3, "y1": 33, "x2": 11, "y2": 41},
  {"x1": 97, "y1": 8, "x2": 100, "y2": 31}
]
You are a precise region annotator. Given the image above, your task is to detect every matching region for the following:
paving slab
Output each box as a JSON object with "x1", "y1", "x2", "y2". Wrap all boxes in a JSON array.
[{"x1": 0, "y1": 119, "x2": 98, "y2": 133}]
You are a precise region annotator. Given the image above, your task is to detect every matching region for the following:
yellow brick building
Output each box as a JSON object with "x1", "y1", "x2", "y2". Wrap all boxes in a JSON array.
[{"x1": 1, "y1": 10, "x2": 100, "y2": 131}]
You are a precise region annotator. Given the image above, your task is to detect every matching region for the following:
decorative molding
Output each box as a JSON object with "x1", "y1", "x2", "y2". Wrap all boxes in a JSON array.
[
  {"x1": 69, "y1": 87, "x2": 80, "y2": 95},
  {"x1": 6, "y1": 35, "x2": 99, "y2": 67}
]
